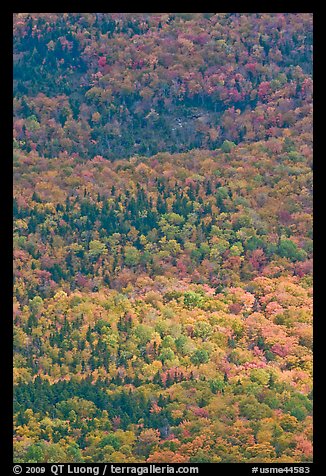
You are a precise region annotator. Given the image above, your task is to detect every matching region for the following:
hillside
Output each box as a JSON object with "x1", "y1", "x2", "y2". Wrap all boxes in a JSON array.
[{"x1": 13, "y1": 13, "x2": 313, "y2": 464}]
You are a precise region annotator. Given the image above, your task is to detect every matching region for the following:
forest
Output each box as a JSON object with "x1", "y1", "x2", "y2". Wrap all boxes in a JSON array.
[{"x1": 13, "y1": 13, "x2": 313, "y2": 463}]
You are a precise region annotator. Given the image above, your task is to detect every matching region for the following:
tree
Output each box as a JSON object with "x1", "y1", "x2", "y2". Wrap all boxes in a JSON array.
[
  {"x1": 124, "y1": 246, "x2": 141, "y2": 267},
  {"x1": 191, "y1": 349, "x2": 209, "y2": 366},
  {"x1": 221, "y1": 140, "x2": 236, "y2": 153},
  {"x1": 88, "y1": 240, "x2": 107, "y2": 260}
]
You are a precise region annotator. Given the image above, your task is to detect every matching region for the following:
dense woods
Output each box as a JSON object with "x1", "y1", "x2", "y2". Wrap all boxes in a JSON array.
[{"x1": 13, "y1": 13, "x2": 313, "y2": 463}]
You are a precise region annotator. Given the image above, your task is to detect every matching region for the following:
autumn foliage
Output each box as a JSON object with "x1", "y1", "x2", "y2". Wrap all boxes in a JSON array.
[{"x1": 13, "y1": 13, "x2": 312, "y2": 463}]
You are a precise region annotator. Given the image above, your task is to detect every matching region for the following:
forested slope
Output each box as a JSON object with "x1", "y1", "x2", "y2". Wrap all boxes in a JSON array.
[
  {"x1": 13, "y1": 13, "x2": 313, "y2": 463},
  {"x1": 14, "y1": 13, "x2": 312, "y2": 159}
]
